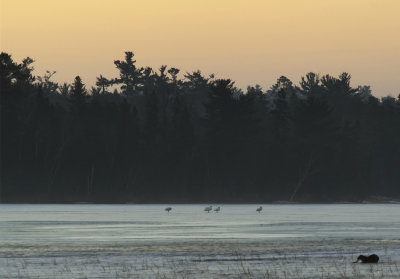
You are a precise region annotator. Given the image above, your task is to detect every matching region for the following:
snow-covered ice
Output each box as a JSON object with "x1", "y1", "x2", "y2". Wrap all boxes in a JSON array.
[{"x1": 0, "y1": 204, "x2": 399, "y2": 278}]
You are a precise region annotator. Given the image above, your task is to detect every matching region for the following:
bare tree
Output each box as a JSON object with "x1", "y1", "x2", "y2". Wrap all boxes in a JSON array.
[{"x1": 289, "y1": 153, "x2": 319, "y2": 202}]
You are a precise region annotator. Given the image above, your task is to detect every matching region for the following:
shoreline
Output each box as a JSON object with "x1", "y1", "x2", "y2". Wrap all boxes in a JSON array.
[{"x1": 1, "y1": 200, "x2": 399, "y2": 205}]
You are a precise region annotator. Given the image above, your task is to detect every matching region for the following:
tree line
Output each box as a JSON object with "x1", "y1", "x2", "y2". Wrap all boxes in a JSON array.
[{"x1": 1, "y1": 51, "x2": 399, "y2": 203}]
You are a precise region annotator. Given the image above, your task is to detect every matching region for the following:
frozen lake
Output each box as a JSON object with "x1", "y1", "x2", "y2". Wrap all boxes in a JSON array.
[{"x1": 0, "y1": 204, "x2": 399, "y2": 278}]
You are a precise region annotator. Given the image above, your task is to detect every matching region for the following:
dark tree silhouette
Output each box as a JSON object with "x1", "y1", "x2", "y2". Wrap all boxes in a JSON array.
[
  {"x1": 113, "y1": 52, "x2": 144, "y2": 96},
  {"x1": 1, "y1": 51, "x2": 399, "y2": 203}
]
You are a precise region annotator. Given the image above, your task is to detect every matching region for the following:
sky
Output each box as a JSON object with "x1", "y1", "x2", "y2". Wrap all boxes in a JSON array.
[{"x1": 1, "y1": 0, "x2": 399, "y2": 97}]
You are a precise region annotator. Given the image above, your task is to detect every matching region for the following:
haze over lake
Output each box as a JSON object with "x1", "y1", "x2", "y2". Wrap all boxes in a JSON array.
[{"x1": 1, "y1": 204, "x2": 399, "y2": 278}]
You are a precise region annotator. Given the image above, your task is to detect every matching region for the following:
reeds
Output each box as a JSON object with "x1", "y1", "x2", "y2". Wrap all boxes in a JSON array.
[{"x1": 1, "y1": 253, "x2": 399, "y2": 279}]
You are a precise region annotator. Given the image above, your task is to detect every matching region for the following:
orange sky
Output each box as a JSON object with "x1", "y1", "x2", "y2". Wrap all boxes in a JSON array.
[{"x1": 1, "y1": 0, "x2": 399, "y2": 96}]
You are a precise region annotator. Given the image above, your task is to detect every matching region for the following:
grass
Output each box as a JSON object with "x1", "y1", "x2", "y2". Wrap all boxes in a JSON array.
[{"x1": 1, "y1": 254, "x2": 399, "y2": 279}]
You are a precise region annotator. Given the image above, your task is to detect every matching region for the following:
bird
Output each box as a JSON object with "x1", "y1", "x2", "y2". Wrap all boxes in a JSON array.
[
  {"x1": 165, "y1": 207, "x2": 172, "y2": 213},
  {"x1": 256, "y1": 206, "x2": 263, "y2": 213},
  {"x1": 353, "y1": 254, "x2": 379, "y2": 263},
  {"x1": 204, "y1": 206, "x2": 213, "y2": 213},
  {"x1": 214, "y1": 206, "x2": 220, "y2": 213}
]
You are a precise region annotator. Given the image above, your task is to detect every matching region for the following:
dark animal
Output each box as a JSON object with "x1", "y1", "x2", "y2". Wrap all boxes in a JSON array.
[{"x1": 353, "y1": 254, "x2": 379, "y2": 263}]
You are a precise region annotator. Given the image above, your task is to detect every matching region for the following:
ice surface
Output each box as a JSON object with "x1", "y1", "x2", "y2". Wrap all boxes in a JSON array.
[{"x1": 0, "y1": 204, "x2": 399, "y2": 278}]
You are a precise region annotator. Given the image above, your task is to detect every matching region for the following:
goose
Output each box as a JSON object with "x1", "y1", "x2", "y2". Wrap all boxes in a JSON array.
[
  {"x1": 165, "y1": 207, "x2": 172, "y2": 213},
  {"x1": 353, "y1": 254, "x2": 379, "y2": 263},
  {"x1": 214, "y1": 206, "x2": 220, "y2": 213},
  {"x1": 256, "y1": 206, "x2": 263, "y2": 213},
  {"x1": 204, "y1": 206, "x2": 213, "y2": 213}
]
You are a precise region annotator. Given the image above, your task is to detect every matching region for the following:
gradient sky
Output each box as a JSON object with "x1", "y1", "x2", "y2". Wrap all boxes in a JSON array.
[{"x1": 1, "y1": 0, "x2": 399, "y2": 96}]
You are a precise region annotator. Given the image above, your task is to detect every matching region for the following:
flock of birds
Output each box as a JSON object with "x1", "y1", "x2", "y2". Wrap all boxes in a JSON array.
[{"x1": 165, "y1": 206, "x2": 263, "y2": 213}]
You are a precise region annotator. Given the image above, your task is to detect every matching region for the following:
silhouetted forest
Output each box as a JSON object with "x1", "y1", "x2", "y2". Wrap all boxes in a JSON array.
[{"x1": 1, "y1": 52, "x2": 399, "y2": 203}]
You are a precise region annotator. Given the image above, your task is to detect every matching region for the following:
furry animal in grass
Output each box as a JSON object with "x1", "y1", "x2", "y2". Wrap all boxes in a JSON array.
[{"x1": 353, "y1": 254, "x2": 379, "y2": 263}]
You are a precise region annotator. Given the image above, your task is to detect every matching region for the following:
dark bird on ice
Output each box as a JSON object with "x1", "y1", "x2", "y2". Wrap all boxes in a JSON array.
[{"x1": 165, "y1": 207, "x2": 172, "y2": 213}]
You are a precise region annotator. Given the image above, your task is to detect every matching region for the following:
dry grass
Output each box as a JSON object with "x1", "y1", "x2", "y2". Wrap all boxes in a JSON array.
[{"x1": 1, "y1": 254, "x2": 399, "y2": 279}]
